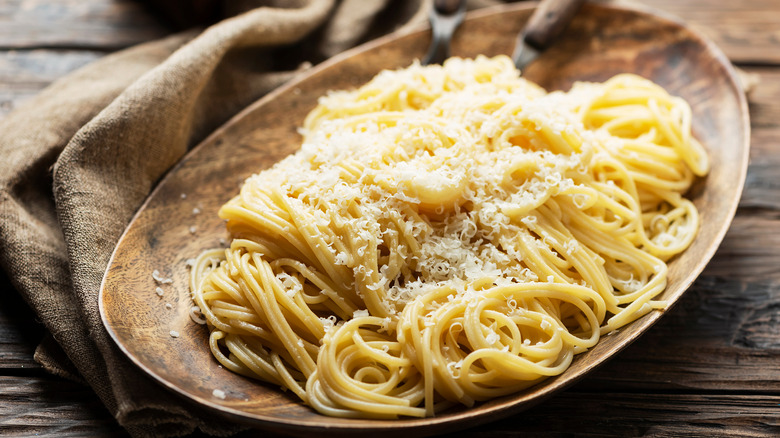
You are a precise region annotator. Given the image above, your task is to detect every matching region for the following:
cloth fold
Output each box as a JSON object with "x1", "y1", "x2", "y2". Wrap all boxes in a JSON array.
[{"x1": 0, "y1": 0, "x2": 507, "y2": 436}]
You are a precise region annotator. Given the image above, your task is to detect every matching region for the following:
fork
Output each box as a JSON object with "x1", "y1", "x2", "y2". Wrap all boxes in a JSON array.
[
  {"x1": 422, "y1": 0, "x2": 584, "y2": 70},
  {"x1": 422, "y1": 0, "x2": 466, "y2": 65}
]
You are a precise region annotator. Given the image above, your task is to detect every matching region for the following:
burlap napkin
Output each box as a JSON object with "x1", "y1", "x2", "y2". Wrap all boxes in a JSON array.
[{"x1": 0, "y1": 0, "x2": 508, "y2": 436}]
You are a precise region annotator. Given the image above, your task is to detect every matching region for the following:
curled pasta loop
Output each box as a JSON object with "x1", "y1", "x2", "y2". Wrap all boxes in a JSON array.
[{"x1": 189, "y1": 56, "x2": 706, "y2": 418}]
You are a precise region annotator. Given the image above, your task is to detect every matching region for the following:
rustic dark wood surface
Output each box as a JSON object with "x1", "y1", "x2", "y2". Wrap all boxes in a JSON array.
[
  {"x1": 100, "y1": 2, "x2": 749, "y2": 434},
  {"x1": 1, "y1": 0, "x2": 779, "y2": 436}
]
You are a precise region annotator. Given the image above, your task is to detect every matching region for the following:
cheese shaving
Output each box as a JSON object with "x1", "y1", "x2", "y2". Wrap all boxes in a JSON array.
[{"x1": 189, "y1": 55, "x2": 707, "y2": 419}]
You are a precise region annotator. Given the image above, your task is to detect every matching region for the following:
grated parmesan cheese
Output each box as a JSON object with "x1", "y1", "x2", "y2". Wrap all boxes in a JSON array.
[
  {"x1": 152, "y1": 270, "x2": 173, "y2": 284},
  {"x1": 190, "y1": 306, "x2": 207, "y2": 324},
  {"x1": 193, "y1": 57, "x2": 707, "y2": 418},
  {"x1": 238, "y1": 56, "x2": 608, "y2": 312}
]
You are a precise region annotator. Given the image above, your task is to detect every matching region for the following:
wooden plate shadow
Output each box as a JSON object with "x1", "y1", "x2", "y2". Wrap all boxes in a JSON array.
[{"x1": 99, "y1": 2, "x2": 749, "y2": 436}]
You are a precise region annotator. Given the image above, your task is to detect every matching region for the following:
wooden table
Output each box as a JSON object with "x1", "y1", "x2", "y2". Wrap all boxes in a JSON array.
[{"x1": 1, "y1": 0, "x2": 778, "y2": 436}]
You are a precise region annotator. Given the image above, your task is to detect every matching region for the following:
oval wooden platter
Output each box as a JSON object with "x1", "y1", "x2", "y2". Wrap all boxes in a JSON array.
[{"x1": 99, "y1": 2, "x2": 749, "y2": 436}]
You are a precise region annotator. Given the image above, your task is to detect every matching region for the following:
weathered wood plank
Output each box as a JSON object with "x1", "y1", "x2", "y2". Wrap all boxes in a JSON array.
[
  {"x1": 0, "y1": 376, "x2": 126, "y2": 437},
  {"x1": 706, "y1": 215, "x2": 780, "y2": 282},
  {"x1": 0, "y1": 0, "x2": 169, "y2": 50},
  {"x1": 0, "y1": 272, "x2": 43, "y2": 370},
  {"x1": 0, "y1": 49, "x2": 103, "y2": 117},
  {"x1": 629, "y1": 0, "x2": 780, "y2": 65},
  {"x1": 0, "y1": 374, "x2": 777, "y2": 438},
  {"x1": 458, "y1": 392, "x2": 780, "y2": 437},
  {"x1": 580, "y1": 277, "x2": 780, "y2": 392},
  {"x1": 0, "y1": 8, "x2": 779, "y2": 122},
  {"x1": 744, "y1": 67, "x2": 780, "y2": 129},
  {"x1": 0, "y1": 49, "x2": 103, "y2": 83},
  {"x1": 699, "y1": 65, "x2": 780, "y2": 280},
  {"x1": 0, "y1": 324, "x2": 40, "y2": 370},
  {"x1": 743, "y1": 70, "x2": 780, "y2": 213},
  {"x1": 0, "y1": 1, "x2": 777, "y2": 437},
  {"x1": 0, "y1": 0, "x2": 779, "y2": 65}
]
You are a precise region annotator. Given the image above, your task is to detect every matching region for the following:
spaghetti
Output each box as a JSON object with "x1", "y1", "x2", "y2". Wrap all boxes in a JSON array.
[{"x1": 190, "y1": 55, "x2": 708, "y2": 418}]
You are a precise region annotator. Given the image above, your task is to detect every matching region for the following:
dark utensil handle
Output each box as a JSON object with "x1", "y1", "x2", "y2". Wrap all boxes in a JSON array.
[
  {"x1": 423, "y1": 0, "x2": 466, "y2": 65},
  {"x1": 523, "y1": 0, "x2": 585, "y2": 50},
  {"x1": 434, "y1": 0, "x2": 462, "y2": 14}
]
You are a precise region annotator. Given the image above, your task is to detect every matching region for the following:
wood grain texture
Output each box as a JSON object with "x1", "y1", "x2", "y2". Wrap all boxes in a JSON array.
[
  {"x1": 1, "y1": 0, "x2": 779, "y2": 437},
  {"x1": 744, "y1": 68, "x2": 780, "y2": 129},
  {"x1": 0, "y1": 0, "x2": 168, "y2": 49},
  {"x1": 581, "y1": 276, "x2": 780, "y2": 392},
  {"x1": 0, "y1": 376, "x2": 126, "y2": 436},
  {"x1": 0, "y1": 271, "x2": 43, "y2": 370},
  {"x1": 453, "y1": 393, "x2": 780, "y2": 437},
  {"x1": 626, "y1": 0, "x2": 780, "y2": 65},
  {"x1": 708, "y1": 216, "x2": 780, "y2": 282},
  {"x1": 0, "y1": 49, "x2": 103, "y2": 117},
  {"x1": 99, "y1": 2, "x2": 749, "y2": 435}
]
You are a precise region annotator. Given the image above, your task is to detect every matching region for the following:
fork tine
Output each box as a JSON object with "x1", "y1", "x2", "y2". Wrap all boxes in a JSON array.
[{"x1": 422, "y1": 0, "x2": 466, "y2": 65}]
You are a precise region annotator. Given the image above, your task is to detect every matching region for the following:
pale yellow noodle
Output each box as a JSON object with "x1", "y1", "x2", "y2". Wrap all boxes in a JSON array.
[{"x1": 190, "y1": 55, "x2": 707, "y2": 418}]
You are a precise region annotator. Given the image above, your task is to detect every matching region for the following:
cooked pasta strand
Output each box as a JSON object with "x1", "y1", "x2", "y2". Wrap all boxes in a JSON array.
[{"x1": 190, "y1": 56, "x2": 707, "y2": 418}]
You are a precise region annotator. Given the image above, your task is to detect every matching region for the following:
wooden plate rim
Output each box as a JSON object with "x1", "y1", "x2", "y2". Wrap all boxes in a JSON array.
[{"x1": 99, "y1": 1, "x2": 750, "y2": 435}]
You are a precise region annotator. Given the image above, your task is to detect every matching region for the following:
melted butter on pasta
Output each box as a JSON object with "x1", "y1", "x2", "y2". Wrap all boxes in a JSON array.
[{"x1": 190, "y1": 55, "x2": 708, "y2": 418}]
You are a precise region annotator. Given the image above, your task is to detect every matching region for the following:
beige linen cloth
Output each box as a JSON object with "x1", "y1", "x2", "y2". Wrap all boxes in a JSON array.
[{"x1": 0, "y1": 0, "x2": 507, "y2": 436}]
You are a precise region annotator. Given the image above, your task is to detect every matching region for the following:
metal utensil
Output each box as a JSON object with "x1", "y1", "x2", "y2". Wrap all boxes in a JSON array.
[
  {"x1": 422, "y1": 0, "x2": 466, "y2": 65},
  {"x1": 512, "y1": 0, "x2": 585, "y2": 70}
]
